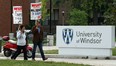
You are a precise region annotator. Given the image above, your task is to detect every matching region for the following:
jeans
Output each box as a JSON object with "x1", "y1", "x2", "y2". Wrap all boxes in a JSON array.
[
  {"x1": 11, "y1": 45, "x2": 27, "y2": 60},
  {"x1": 32, "y1": 41, "x2": 46, "y2": 60}
]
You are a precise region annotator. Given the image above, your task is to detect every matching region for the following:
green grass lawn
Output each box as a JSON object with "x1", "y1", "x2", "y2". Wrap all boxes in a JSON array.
[
  {"x1": 112, "y1": 47, "x2": 116, "y2": 56},
  {"x1": 44, "y1": 50, "x2": 58, "y2": 54},
  {"x1": 0, "y1": 60, "x2": 90, "y2": 66}
]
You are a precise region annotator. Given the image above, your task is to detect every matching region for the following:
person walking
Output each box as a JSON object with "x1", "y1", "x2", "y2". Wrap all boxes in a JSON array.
[
  {"x1": 31, "y1": 20, "x2": 48, "y2": 61},
  {"x1": 11, "y1": 24, "x2": 28, "y2": 60}
]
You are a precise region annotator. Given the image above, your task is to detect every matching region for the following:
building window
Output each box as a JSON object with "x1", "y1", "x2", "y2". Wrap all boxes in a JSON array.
[{"x1": 45, "y1": 9, "x2": 59, "y2": 26}]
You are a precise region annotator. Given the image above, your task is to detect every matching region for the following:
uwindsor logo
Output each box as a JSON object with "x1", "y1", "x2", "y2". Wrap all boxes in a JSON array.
[{"x1": 62, "y1": 28, "x2": 73, "y2": 44}]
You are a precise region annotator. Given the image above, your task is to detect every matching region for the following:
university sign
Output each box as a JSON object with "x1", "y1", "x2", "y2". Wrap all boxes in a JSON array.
[
  {"x1": 56, "y1": 26, "x2": 115, "y2": 56},
  {"x1": 76, "y1": 31, "x2": 102, "y2": 44},
  {"x1": 62, "y1": 28, "x2": 73, "y2": 44}
]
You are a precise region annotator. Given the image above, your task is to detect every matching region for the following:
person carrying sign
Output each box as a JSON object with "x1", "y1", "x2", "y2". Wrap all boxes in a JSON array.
[{"x1": 31, "y1": 20, "x2": 48, "y2": 61}]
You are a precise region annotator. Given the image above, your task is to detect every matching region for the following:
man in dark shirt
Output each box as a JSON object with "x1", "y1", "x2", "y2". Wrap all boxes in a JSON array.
[{"x1": 31, "y1": 20, "x2": 48, "y2": 61}]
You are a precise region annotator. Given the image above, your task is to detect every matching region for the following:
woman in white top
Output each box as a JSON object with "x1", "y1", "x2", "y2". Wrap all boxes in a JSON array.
[{"x1": 11, "y1": 24, "x2": 28, "y2": 60}]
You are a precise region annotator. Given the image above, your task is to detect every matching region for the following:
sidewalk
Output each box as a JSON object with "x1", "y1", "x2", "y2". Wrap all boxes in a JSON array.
[{"x1": 1, "y1": 46, "x2": 116, "y2": 66}]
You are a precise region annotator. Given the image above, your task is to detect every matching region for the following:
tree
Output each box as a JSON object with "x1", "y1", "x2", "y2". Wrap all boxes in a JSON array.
[
  {"x1": 67, "y1": 8, "x2": 88, "y2": 25},
  {"x1": 76, "y1": 0, "x2": 115, "y2": 25},
  {"x1": 69, "y1": 0, "x2": 116, "y2": 25},
  {"x1": 104, "y1": 1, "x2": 116, "y2": 25},
  {"x1": 50, "y1": 0, "x2": 116, "y2": 25},
  {"x1": 41, "y1": 0, "x2": 48, "y2": 21},
  {"x1": 52, "y1": 0, "x2": 109, "y2": 25}
]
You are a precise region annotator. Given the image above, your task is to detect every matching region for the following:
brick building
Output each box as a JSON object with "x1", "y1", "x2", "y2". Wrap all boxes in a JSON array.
[
  {"x1": 0, "y1": 0, "x2": 69, "y2": 36},
  {"x1": 43, "y1": 0, "x2": 70, "y2": 34},
  {"x1": 0, "y1": 0, "x2": 30, "y2": 36}
]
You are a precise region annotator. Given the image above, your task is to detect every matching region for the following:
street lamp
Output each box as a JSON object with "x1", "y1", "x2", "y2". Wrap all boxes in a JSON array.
[{"x1": 62, "y1": 10, "x2": 65, "y2": 25}]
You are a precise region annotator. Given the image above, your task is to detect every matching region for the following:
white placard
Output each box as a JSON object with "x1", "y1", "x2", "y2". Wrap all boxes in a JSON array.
[
  {"x1": 30, "y1": 2, "x2": 42, "y2": 20},
  {"x1": 13, "y1": 6, "x2": 22, "y2": 24}
]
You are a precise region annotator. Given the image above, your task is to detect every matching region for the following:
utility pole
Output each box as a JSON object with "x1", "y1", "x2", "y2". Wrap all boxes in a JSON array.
[
  {"x1": 49, "y1": 0, "x2": 52, "y2": 34},
  {"x1": 10, "y1": 0, "x2": 13, "y2": 32}
]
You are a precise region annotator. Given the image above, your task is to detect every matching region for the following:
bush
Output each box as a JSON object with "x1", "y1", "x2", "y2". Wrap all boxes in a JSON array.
[{"x1": 67, "y1": 8, "x2": 88, "y2": 25}]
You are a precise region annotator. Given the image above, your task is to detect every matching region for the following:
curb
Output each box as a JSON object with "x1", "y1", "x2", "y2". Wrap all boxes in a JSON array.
[{"x1": 1, "y1": 53, "x2": 116, "y2": 60}]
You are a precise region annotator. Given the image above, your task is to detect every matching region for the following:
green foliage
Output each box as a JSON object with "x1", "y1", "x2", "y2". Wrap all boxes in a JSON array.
[
  {"x1": 104, "y1": 13, "x2": 116, "y2": 25},
  {"x1": 104, "y1": 2, "x2": 116, "y2": 25},
  {"x1": 112, "y1": 47, "x2": 116, "y2": 56},
  {"x1": 70, "y1": 0, "x2": 116, "y2": 25},
  {"x1": 80, "y1": 0, "x2": 108, "y2": 13},
  {"x1": 45, "y1": 0, "x2": 116, "y2": 25},
  {"x1": 67, "y1": 8, "x2": 88, "y2": 25},
  {"x1": 41, "y1": 0, "x2": 49, "y2": 21},
  {"x1": 44, "y1": 50, "x2": 58, "y2": 54}
]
